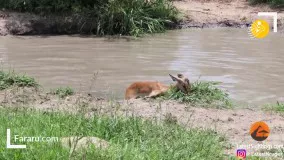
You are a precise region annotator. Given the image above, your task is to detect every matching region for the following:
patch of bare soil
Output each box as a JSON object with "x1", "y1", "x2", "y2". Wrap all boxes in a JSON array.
[
  {"x1": 174, "y1": 0, "x2": 284, "y2": 30},
  {"x1": 1, "y1": 87, "x2": 283, "y2": 156},
  {"x1": 0, "y1": 87, "x2": 107, "y2": 113}
]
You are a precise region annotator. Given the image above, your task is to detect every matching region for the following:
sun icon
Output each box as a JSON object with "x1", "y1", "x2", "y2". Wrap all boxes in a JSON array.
[{"x1": 249, "y1": 20, "x2": 270, "y2": 39}]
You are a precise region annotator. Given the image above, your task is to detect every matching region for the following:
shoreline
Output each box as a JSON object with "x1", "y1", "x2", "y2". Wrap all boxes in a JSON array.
[
  {"x1": 1, "y1": 86, "x2": 284, "y2": 155},
  {"x1": 0, "y1": 68, "x2": 283, "y2": 157},
  {"x1": 1, "y1": 0, "x2": 284, "y2": 36}
]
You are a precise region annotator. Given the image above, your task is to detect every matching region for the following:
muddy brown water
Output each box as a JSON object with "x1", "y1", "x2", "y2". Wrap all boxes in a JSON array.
[{"x1": 0, "y1": 28, "x2": 283, "y2": 106}]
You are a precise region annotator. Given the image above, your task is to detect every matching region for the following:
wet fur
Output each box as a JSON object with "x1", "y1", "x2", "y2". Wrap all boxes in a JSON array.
[{"x1": 125, "y1": 74, "x2": 190, "y2": 100}]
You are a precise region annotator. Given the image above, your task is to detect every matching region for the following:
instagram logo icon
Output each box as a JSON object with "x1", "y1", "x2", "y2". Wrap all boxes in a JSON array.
[{"x1": 236, "y1": 149, "x2": 246, "y2": 159}]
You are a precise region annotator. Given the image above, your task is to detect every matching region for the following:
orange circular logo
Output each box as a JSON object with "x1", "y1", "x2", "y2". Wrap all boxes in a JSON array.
[{"x1": 250, "y1": 121, "x2": 270, "y2": 141}]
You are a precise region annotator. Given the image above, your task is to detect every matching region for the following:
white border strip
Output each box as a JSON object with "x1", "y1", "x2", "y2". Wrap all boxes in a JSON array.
[{"x1": 258, "y1": 12, "x2": 278, "y2": 32}]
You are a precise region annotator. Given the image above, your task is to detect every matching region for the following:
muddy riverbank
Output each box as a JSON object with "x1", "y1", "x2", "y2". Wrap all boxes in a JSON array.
[
  {"x1": 0, "y1": 11, "x2": 96, "y2": 36},
  {"x1": 1, "y1": 0, "x2": 284, "y2": 36},
  {"x1": 1, "y1": 86, "x2": 283, "y2": 156}
]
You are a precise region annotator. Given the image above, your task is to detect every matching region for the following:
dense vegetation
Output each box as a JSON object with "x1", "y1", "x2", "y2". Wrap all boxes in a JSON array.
[
  {"x1": 0, "y1": 0, "x2": 180, "y2": 36},
  {"x1": 0, "y1": 107, "x2": 227, "y2": 159},
  {"x1": 162, "y1": 81, "x2": 232, "y2": 109},
  {"x1": 249, "y1": 0, "x2": 284, "y2": 8}
]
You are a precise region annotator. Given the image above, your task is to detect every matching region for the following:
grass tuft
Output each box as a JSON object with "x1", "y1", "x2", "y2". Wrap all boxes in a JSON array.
[
  {"x1": 100, "y1": 0, "x2": 180, "y2": 36},
  {"x1": 0, "y1": 71, "x2": 39, "y2": 90},
  {"x1": 51, "y1": 86, "x2": 74, "y2": 98},
  {"x1": 262, "y1": 101, "x2": 284, "y2": 113},
  {"x1": 161, "y1": 81, "x2": 232, "y2": 109},
  {"x1": 0, "y1": 107, "x2": 227, "y2": 159}
]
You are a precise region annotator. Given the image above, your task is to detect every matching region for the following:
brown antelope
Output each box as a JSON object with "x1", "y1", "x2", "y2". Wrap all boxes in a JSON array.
[{"x1": 125, "y1": 74, "x2": 191, "y2": 100}]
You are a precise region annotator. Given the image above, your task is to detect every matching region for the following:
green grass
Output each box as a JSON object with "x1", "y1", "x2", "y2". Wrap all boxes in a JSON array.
[
  {"x1": 0, "y1": 107, "x2": 227, "y2": 160},
  {"x1": 0, "y1": 71, "x2": 39, "y2": 90},
  {"x1": 249, "y1": 0, "x2": 284, "y2": 8},
  {"x1": 262, "y1": 101, "x2": 284, "y2": 113},
  {"x1": 1, "y1": 0, "x2": 180, "y2": 36},
  {"x1": 161, "y1": 81, "x2": 232, "y2": 109},
  {"x1": 96, "y1": 0, "x2": 179, "y2": 36},
  {"x1": 51, "y1": 86, "x2": 74, "y2": 98},
  {"x1": 227, "y1": 156, "x2": 266, "y2": 160}
]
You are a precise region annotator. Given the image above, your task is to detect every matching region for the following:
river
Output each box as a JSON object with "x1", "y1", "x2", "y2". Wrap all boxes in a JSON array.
[{"x1": 0, "y1": 28, "x2": 283, "y2": 106}]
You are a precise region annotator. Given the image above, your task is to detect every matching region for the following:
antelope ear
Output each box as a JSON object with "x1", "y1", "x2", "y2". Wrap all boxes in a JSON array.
[
  {"x1": 185, "y1": 78, "x2": 190, "y2": 85},
  {"x1": 169, "y1": 74, "x2": 179, "y2": 82},
  {"x1": 177, "y1": 74, "x2": 184, "y2": 78}
]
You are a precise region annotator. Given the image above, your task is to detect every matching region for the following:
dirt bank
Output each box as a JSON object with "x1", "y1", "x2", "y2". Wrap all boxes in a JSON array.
[
  {"x1": 0, "y1": 11, "x2": 96, "y2": 36},
  {"x1": 1, "y1": 0, "x2": 284, "y2": 36},
  {"x1": 1, "y1": 87, "x2": 283, "y2": 156},
  {"x1": 175, "y1": 0, "x2": 284, "y2": 29}
]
